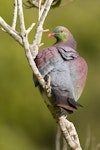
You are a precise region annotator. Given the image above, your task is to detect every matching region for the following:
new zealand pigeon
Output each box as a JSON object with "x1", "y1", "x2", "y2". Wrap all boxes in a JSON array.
[{"x1": 33, "y1": 26, "x2": 88, "y2": 115}]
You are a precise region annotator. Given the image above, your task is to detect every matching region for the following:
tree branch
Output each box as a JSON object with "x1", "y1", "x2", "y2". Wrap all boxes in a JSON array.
[
  {"x1": 0, "y1": 17, "x2": 23, "y2": 45},
  {"x1": 56, "y1": 126, "x2": 61, "y2": 150},
  {"x1": 59, "y1": 116, "x2": 82, "y2": 150},
  {"x1": 0, "y1": 0, "x2": 82, "y2": 149},
  {"x1": 12, "y1": 0, "x2": 18, "y2": 29},
  {"x1": 30, "y1": 0, "x2": 54, "y2": 58}
]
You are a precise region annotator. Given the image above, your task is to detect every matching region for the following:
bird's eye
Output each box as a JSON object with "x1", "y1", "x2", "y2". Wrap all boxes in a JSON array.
[{"x1": 60, "y1": 30, "x2": 64, "y2": 33}]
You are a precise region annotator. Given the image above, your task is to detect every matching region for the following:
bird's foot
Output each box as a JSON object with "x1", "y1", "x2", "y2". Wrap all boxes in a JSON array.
[{"x1": 45, "y1": 75, "x2": 52, "y2": 97}]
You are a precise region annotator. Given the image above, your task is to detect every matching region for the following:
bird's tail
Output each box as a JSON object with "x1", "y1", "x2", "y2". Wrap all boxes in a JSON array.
[
  {"x1": 52, "y1": 90, "x2": 83, "y2": 114},
  {"x1": 58, "y1": 98, "x2": 83, "y2": 114}
]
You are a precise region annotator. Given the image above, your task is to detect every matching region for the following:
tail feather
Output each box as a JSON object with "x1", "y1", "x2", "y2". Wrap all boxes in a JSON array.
[
  {"x1": 52, "y1": 89, "x2": 83, "y2": 114},
  {"x1": 58, "y1": 98, "x2": 83, "y2": 114},
  {"x1": 67, "y1": 98, "x2": 83, "y2": 109}
]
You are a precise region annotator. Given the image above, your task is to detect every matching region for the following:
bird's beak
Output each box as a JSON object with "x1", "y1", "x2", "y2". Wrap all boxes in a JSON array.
[{"x1": 48, "y1": 32, "x2": 55, "y2": 37}]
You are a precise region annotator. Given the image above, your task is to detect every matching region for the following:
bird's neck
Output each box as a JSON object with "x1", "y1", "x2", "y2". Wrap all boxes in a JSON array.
[
  {"x1": 55, "y1": 38, "x2": 67, "y2": 44},
  {"x1": 54, "y1": 34, "x2": 77, "y2": 50}
]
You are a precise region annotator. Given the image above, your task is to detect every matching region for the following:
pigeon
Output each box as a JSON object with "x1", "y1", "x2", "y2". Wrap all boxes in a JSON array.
[{"x1": 33, "y1": 26, "x2": 88, "y2": 115}]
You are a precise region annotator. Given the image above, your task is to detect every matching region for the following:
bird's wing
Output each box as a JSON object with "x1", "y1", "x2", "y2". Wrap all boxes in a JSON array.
[
  {"x1": 33, "y1": 46, "x2": 64, "y2": 86},
  {"x1": 56, "y1": 45, "x2": 88, "y2": 100},
  {"x1": 68, "y1": 56, "x2": 88, "y2": 101},
  {"x1": 50, "y1": 57, "x2": 87, "y2": 113},
  {"x1": 33, "y1": 45, "x2": 78, "y2": 86},
  {"x1": 35, "y1": 46, "x2": 78, "y2": 77},
  {"x1": 34, "y1": 46, "x2": 65, "y2": 73},
  {"x1": 57, "y1": 46, "x2": 78, "y2": 60}
]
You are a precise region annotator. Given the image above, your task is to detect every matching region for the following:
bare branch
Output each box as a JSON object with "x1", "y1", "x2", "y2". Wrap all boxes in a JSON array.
[
  {"x1": 56, "y1": 126, "x2": 61, "y2": 150},
  {"x1": 43, "y1": 28, "x2": 49, "y2": 32},
  {"x1": 59, "y1": 116, "x2": 82, "y2": 150},
  {"x1": 84, "y1": 126, "x2": 91, "y2": 150},
  {"x1": 96, "y1": 143, "x2": 100, "y2": 150},
  {"x1": 17, "y1": 0, "x2": 26, "y2": 33},
  {"x1": 17, "y1": 0, "x2": 46, "y2": 87},
  {"x1": 26, "y1": 22, "x2": 36, "y2": 34},
  {"x1": 12, "y1": 0, "x2": 18, "y2": 29},
  {"x1": 91, "y1": 136, "x2": 95, "y2": 150},
  {"x1": 38, "y1": 0, "x2": 42, "y2": 21},
  {"x1": 0, "y1": 16, "x2": 23, "y2": 45},
  {"x1": 31, "y1": 0, "x2": 54, "y2": 58},
  {"x1": 63, "y1": 138, "x2": 68, "y2": 150}
]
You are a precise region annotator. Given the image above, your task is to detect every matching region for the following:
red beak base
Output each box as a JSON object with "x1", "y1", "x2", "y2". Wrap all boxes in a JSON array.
[{"x1": 48, "y1": 32, "x2": 55, "y2": 37}]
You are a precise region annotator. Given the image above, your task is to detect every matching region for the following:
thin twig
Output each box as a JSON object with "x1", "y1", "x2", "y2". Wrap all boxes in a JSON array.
[
  {"x1": 96, "y1": 143, "x2": 100, "y2": 150},
  {"x1": 12, "y1": 0, "x2": 17, "y2": 29},
  {"x1": 31, "y1": 0, "x2": 54, "y2": 58},
  {"x1": 56, "y1": 123, "x2": 68, "y2": 150},
  {"x1": 91, "y1": 136, "x2": 95, "y2": 150},
  {"x1": 38, "y1": 0, "x2": 42, "y2": 21},
  {"x1": 59, "y1": 116, "x2": 82, "y2": 150},
  {"x1": 63, "y1": 138, "x2": 68, "y2": 150},
  {"x1": 17, "y1": 0, "x2": 26, "y2": 33},
  {"x1": 0, "y1": 17, "x2": 22, "y2": 45},
  {"x1": 17, "y1": 0, "x2": 46, "y2": 88},
  {"x1": 26, "y1": 22, "x2": 36, "y2": 34},
  {"x1": 56, "y1": 126, "x2": 61, "y2": 150},
  {"x1": 84, "y1": 126, "x2": 91, "y2": 150}
]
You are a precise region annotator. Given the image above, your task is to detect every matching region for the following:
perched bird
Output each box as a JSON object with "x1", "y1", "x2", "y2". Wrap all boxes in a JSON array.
[{"x1": 34, "y1": 26, "x2": 88, "y2": 115}]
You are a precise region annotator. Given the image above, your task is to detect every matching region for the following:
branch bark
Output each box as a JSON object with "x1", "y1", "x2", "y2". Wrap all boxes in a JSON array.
[
  {"x1": 12, "y1": 0, "x2": 18, "y2": 29},
  {"x1": 59, "y1": 116, "x2": 82, "y2": 150},
  {"x1": 0, "y1": 0, "x2": 82, "y2": 149}
]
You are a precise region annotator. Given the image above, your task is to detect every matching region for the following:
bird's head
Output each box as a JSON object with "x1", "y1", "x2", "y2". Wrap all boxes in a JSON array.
[{"x1": 48, "y1": 26, "x2": 69, "y2": 43}]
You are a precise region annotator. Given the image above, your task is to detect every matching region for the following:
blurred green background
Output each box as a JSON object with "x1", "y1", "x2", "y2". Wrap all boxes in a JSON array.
[{"x1": 0, "y1": 0, "x2": 100, "y2": 149}]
